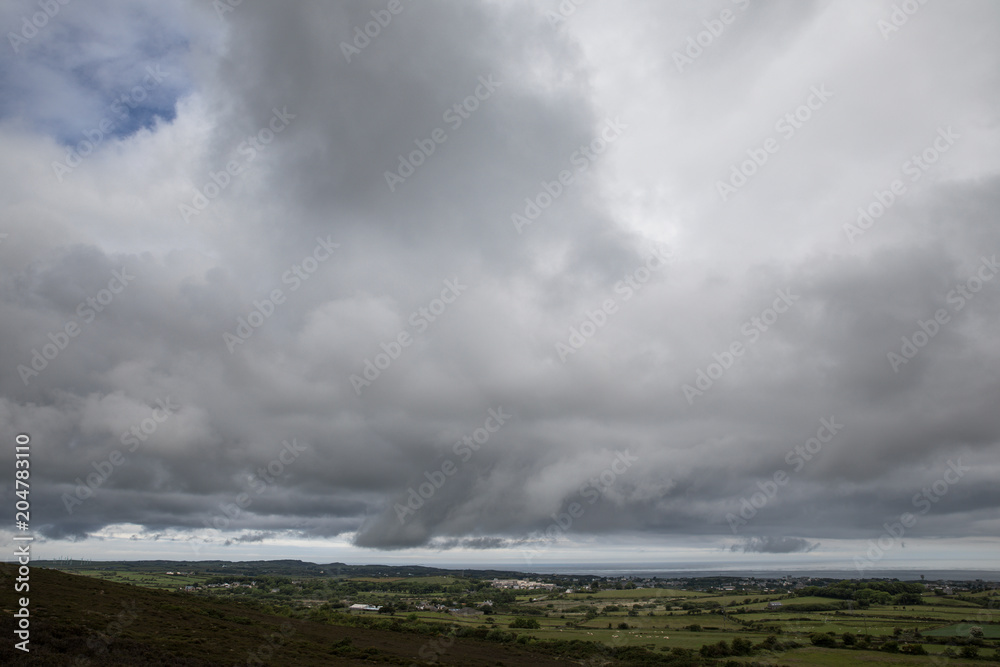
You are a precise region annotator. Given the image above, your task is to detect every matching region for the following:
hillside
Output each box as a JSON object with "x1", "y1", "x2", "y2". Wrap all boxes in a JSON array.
[
  {"x1": 32, "y1": 559, "x2": 534, "y2": 580},
  {"x1": 0, "y1": 564, "x2": 585, "y2": 666}
]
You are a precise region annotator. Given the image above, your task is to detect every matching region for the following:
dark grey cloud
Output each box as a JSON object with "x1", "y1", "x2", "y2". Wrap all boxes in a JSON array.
[
  {"x1": 732, "y1": 537, "x2": 819, "y2": 554},
  {"x1": 224, "y1": 532, "x2": 275, "y2": 546},
  {"x1": 0, "y1": 0, "x2": 999, "y2": 568},
  {"x1": 432, "y1": 537, "x2": 512, "y2": 551}
]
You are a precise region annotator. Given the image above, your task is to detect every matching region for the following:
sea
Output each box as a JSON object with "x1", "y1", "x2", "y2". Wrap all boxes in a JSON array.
[{"x1": 515, "y1": 565, "x2": 1000, "y2": 581}]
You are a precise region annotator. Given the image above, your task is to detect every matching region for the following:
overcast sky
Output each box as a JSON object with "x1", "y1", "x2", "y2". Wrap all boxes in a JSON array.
[{"x1": 2, "y1": 0, "x2": 999, "y2": 573}]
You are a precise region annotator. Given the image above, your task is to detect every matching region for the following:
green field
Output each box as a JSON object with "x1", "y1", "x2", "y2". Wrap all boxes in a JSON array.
[
  {"x1": 70, "y1": 569, "x2": 212, "y2": 589},
  {"x1": 924, "y1": 622, "x2": 1000, "y2": 638},
  {"x1": 349, "y1": 575, "x2": 457, "y2": 584},
  {"x1": 396, "y1": 590, "x2": 999, "y2": 660},
  {"x1": 37, "y1": 562, "x2": 1000, "y2": 665}
]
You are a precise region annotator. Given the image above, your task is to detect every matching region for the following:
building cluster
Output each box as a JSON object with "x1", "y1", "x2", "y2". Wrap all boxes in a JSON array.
[
  {"x1": 412, "y1": 599, "x2": 493, "y2": 615},
  {"x1": 490, "y1": 578, "x2": 556, "y2": 590},
  {"x1": 180, "y1": 581, "x2": 256, "y2": 592},
  {"x1": 211, "y1": 581, "x2": 256, "y2": 589}
]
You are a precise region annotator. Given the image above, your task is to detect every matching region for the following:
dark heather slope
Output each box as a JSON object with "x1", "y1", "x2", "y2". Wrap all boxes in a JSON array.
[{"x1": 0, "y1": 564, "x2": 578, "y2": 666}]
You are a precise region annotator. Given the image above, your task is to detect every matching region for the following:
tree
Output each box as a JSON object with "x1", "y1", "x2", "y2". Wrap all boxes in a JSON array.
[
  {"x1": 842, "y1": 632, "x2": 856, "y2": 646},
  {"x1": 900, "y1": 644, "x2": 927, "y2": 655},
  {"x1": 730, "y1": 637, "x2": 753, "y2": 655},
  {"x1": 758, "y1": 635, "x2": 778, "y2": 651},
  {"x1": 961, "y1": 645, "x2": 979, "y2": 659},
  {"x1": 509, "y1": 617, "x2": 540, "y2": 629},
  {"x1": 699, "y1": 640, "x2": 730, "y2": 658}
]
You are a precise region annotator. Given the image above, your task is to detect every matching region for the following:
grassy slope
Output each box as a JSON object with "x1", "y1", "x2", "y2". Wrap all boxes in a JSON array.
[
  {"x1": 0, "y1": 564, "x2": 573, "y2": 666},
  {"x1": 8, "y1": 565, "x2": 995, "y2": 666},
  {"x1": 728, "y1": 646, "x2": 984, "y2": 665}
]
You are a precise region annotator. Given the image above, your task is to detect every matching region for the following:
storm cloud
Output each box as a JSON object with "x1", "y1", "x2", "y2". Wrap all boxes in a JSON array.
[{"x1": 1, "y1": 0, "x2": 999, "y2": 570}]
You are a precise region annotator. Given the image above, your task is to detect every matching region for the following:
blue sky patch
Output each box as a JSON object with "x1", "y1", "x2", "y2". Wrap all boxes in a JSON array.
[{"x1": 0, "y1": 2, "x2": 190, "y2": 146}]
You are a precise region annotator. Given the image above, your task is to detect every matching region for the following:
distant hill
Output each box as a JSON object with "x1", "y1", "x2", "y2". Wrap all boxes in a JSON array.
[
  {"x1": 31, "y1": 559, "x2": 533, "y2": 580},
  {"x1": 0, "y1": 564, "x2": 580, "y2": 666}
]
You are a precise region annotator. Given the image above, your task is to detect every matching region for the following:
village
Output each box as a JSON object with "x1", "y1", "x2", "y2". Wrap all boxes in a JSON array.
[{"x1": 34, "y1": 559, "x2": 1000, "y2": 663}]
